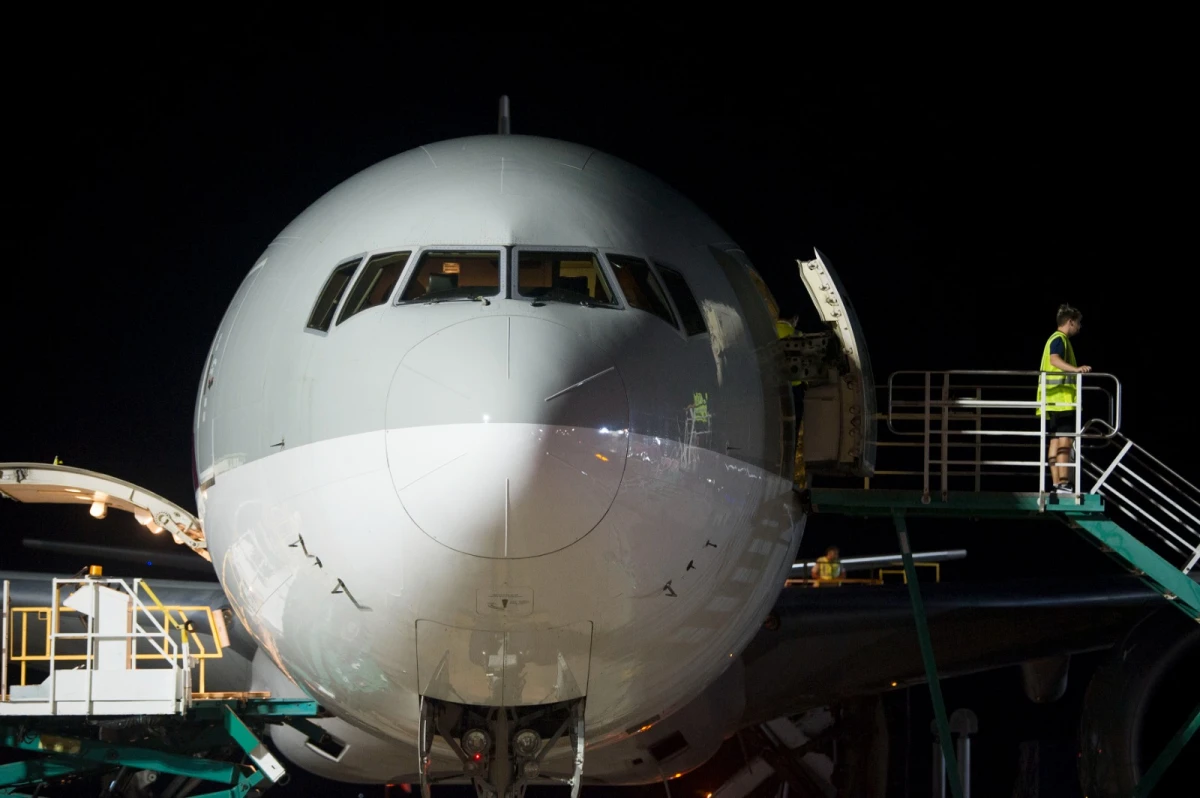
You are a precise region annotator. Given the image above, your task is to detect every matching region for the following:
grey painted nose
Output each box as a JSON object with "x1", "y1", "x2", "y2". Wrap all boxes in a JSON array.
[{"x1": 384, "y1": 315, "x2": 629, "y2": 559}]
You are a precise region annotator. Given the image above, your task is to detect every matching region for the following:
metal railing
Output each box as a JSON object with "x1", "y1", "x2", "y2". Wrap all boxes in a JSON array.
[
  {"x1": 876, "y1": 370, "x2": 1122, "y2": 500},
  {"x1": 1, "y1": 581, "x2": 8, "y2": 704},
  {"x1": 1, "y1": 577, "x2": 225, "y2": 707},
  {"x1": 57, "y1": 577, "x2": 180, "y2": 715},
  {"x1": 1078, "y1": 419, "x2": 1200, "y2": 576},
  {"x1": 853, "y1": 369, "x2": 1200, "y2": 573}
]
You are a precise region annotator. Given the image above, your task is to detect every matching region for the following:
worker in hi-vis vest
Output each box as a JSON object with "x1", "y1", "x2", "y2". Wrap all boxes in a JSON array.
[
  {"x1": 1037, "y1": 304, "x2": 1091, "y2": 493},
  {"x1": 811, "y1": 546, "x2": 843, "y2": 580}
]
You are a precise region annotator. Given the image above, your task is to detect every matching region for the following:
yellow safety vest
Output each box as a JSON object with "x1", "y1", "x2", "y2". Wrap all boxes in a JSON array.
[
  {"x1": 815, "y1": 557, "x2": 842, "y2": 580},
  {"x1": 1036, "y1": 331, "x2": 1077, "y2": 415}
]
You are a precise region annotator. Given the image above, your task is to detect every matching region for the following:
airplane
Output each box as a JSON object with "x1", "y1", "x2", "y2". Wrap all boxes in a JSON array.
[{"x1": 1, "y1": 102, "x2": 1192, "y2": 798}]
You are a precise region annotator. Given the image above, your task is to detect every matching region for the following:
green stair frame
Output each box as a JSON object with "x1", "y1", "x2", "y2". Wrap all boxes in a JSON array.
[
  {"x1": 0, "y1": 698, "x2": 321, "y2": 797},
  {"x1": 808, "y1": 488, "x2": 1200, "y2": 620},
  {"x1": 806, "y1": 486, "x2": 1200, "y2": 796}
]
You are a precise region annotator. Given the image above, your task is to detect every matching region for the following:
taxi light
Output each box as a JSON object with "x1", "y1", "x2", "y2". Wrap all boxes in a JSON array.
[
  {"x1": 89, "y1": 501, "x2": 107, "y2": 519},
  {"x1": 513, "y1": 729, "x2": 541, "y2": 757},
  {"x1": 461, "y1": 728, "x2": 489, "y2": 756},
  {"x1": 147, "y1": 521, "x2": 164, "y2": 535}
]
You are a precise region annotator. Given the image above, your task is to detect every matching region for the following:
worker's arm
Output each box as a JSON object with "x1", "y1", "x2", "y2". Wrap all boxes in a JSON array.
[{"x1": 1049, "y1": 354, "x2": 1091, "y2": 373}]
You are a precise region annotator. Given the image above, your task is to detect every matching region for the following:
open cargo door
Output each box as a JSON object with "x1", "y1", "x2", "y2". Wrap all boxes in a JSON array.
[
  {"x1": 787, "y1": 249, "x2": 877, "y2": 478},
  {"x1": 0, "y1": 463, "x2": 207, "y2": 559}
]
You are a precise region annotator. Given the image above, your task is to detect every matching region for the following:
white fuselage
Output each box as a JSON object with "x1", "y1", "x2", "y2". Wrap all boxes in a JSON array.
[{"x1": 193, "y1": 135, "x2": 804, "y2": 774}]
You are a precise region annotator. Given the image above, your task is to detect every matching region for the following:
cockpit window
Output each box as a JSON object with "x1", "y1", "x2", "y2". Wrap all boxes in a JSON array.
[
  {"x1": 516, "y1": 251, "x2": 617, "y2": 307},
  {"x1": 606, "y1": 254, "x2": 677, "y2": 327},
  {"x1": 306, "y1": 258, "x2": 361, "y2": 332},
  {"x1": 338, "y1": 251, "x2": 411, "y2": 324},
  {"x1": 399, "y1": 250, "x2": 501, "y2": 302},
  {"x1": 656, "y1": 264, "x2": 707, "y2": 336}
]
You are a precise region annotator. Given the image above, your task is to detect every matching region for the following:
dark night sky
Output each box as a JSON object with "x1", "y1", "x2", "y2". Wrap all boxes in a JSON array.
[{"x1": 1, "y1": 23, "x2": 1194, "y2": 796}]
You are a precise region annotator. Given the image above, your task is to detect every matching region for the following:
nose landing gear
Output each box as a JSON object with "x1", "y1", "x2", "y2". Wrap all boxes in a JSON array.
[{"x1": 418, "y1": 696, "x2": 586, "y2": 798}]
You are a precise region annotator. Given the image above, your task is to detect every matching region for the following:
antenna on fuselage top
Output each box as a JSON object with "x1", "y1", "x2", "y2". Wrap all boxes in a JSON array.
[{"x1": 498, "y1": 95, "x2": 511, "y2": 135}]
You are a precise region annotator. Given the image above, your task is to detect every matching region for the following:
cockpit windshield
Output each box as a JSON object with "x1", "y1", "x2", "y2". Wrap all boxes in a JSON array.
[
  {"x1": 338, "y1": 251, "x2": 411, "y2": 324},
  {"x1": 516, "y1": 251, "x2": 617, "y2": 307},
  {"x1": 606, "y1": 254, "x2": 676, "y2": 327},
  {"x1": 400, "y1": 250, "x2": 501, "y2": 302}
]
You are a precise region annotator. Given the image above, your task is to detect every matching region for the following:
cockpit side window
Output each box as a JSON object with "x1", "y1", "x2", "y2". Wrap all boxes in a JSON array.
[
  {"x1": 306, "y1": 258, "x2": 361, "y2": 332},
  {"x1": 338, "y1": 251, "x2": 412, "y2": 324},
  {"x1": 516, "y1": 251, "x2": 618, "y2": 307},
  {"x1": 606, "y1": 254, "x2": 677, "y2": 328},
  {"x1": 399, "y1": 250, "x2": 501, "y2": 302},
  {"x1": 655, "y1": 263, "x2": 707, "y2": 336}
]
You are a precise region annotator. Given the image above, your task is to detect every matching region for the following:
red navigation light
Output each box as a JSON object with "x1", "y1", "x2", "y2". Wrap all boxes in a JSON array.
[{"x1": 473, "y1": 753, "x2": 482, "y2": 762}]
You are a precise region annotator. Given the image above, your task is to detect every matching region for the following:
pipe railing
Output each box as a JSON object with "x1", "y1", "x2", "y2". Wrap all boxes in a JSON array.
[{"x1": 872, "y1": 371, "x2": 1122, "y2": 499}]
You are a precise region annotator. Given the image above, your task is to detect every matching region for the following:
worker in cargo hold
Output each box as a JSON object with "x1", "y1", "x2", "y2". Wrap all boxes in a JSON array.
[
  {"x1": 1037, "y1": 304, "x2": 1091, "y2": 494},
  {"x1": 811, "y1": 546, "x2": 843, "y2": 581},
  {"x1": 775, "y1": 313, "x2": 798, "y2": 341}
]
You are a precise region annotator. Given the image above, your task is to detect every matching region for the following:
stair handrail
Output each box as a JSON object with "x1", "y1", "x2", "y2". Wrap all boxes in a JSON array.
[{"x1": 1078, "y1": 419, "x2": 1200, "y2": 574}]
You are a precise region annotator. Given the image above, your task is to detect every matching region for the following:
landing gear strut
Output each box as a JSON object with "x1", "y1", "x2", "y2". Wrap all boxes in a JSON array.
[{"x1": 419, "y1": 696, "x2": 586, "y2": 798}]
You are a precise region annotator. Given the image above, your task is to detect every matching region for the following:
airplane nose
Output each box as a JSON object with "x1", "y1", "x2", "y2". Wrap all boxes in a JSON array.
[{"x1": 384, "y1": 315, "x2": 629, "y2": 559}]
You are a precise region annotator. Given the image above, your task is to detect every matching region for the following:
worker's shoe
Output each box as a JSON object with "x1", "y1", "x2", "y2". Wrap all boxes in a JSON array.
[{"x1": 1054, "y1": 483, "x2": 1075, "y2": 494}]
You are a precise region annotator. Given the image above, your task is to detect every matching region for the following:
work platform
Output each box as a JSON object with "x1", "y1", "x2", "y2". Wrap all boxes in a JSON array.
[
  {"x1": 788, "y1": 361, "x2": 1200, "y2": 798},
  {"x1": 797, "y1": 367, "x2": 1200, "y2": 622},
  {"x1": 0, "y1": 574, "x2": 325, "y2": 797}
]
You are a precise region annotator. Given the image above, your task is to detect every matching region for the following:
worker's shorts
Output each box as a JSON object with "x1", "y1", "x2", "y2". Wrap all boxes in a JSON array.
[{"x1": 1044, "y1": 410, "x2": 1078, "y2": 438}]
